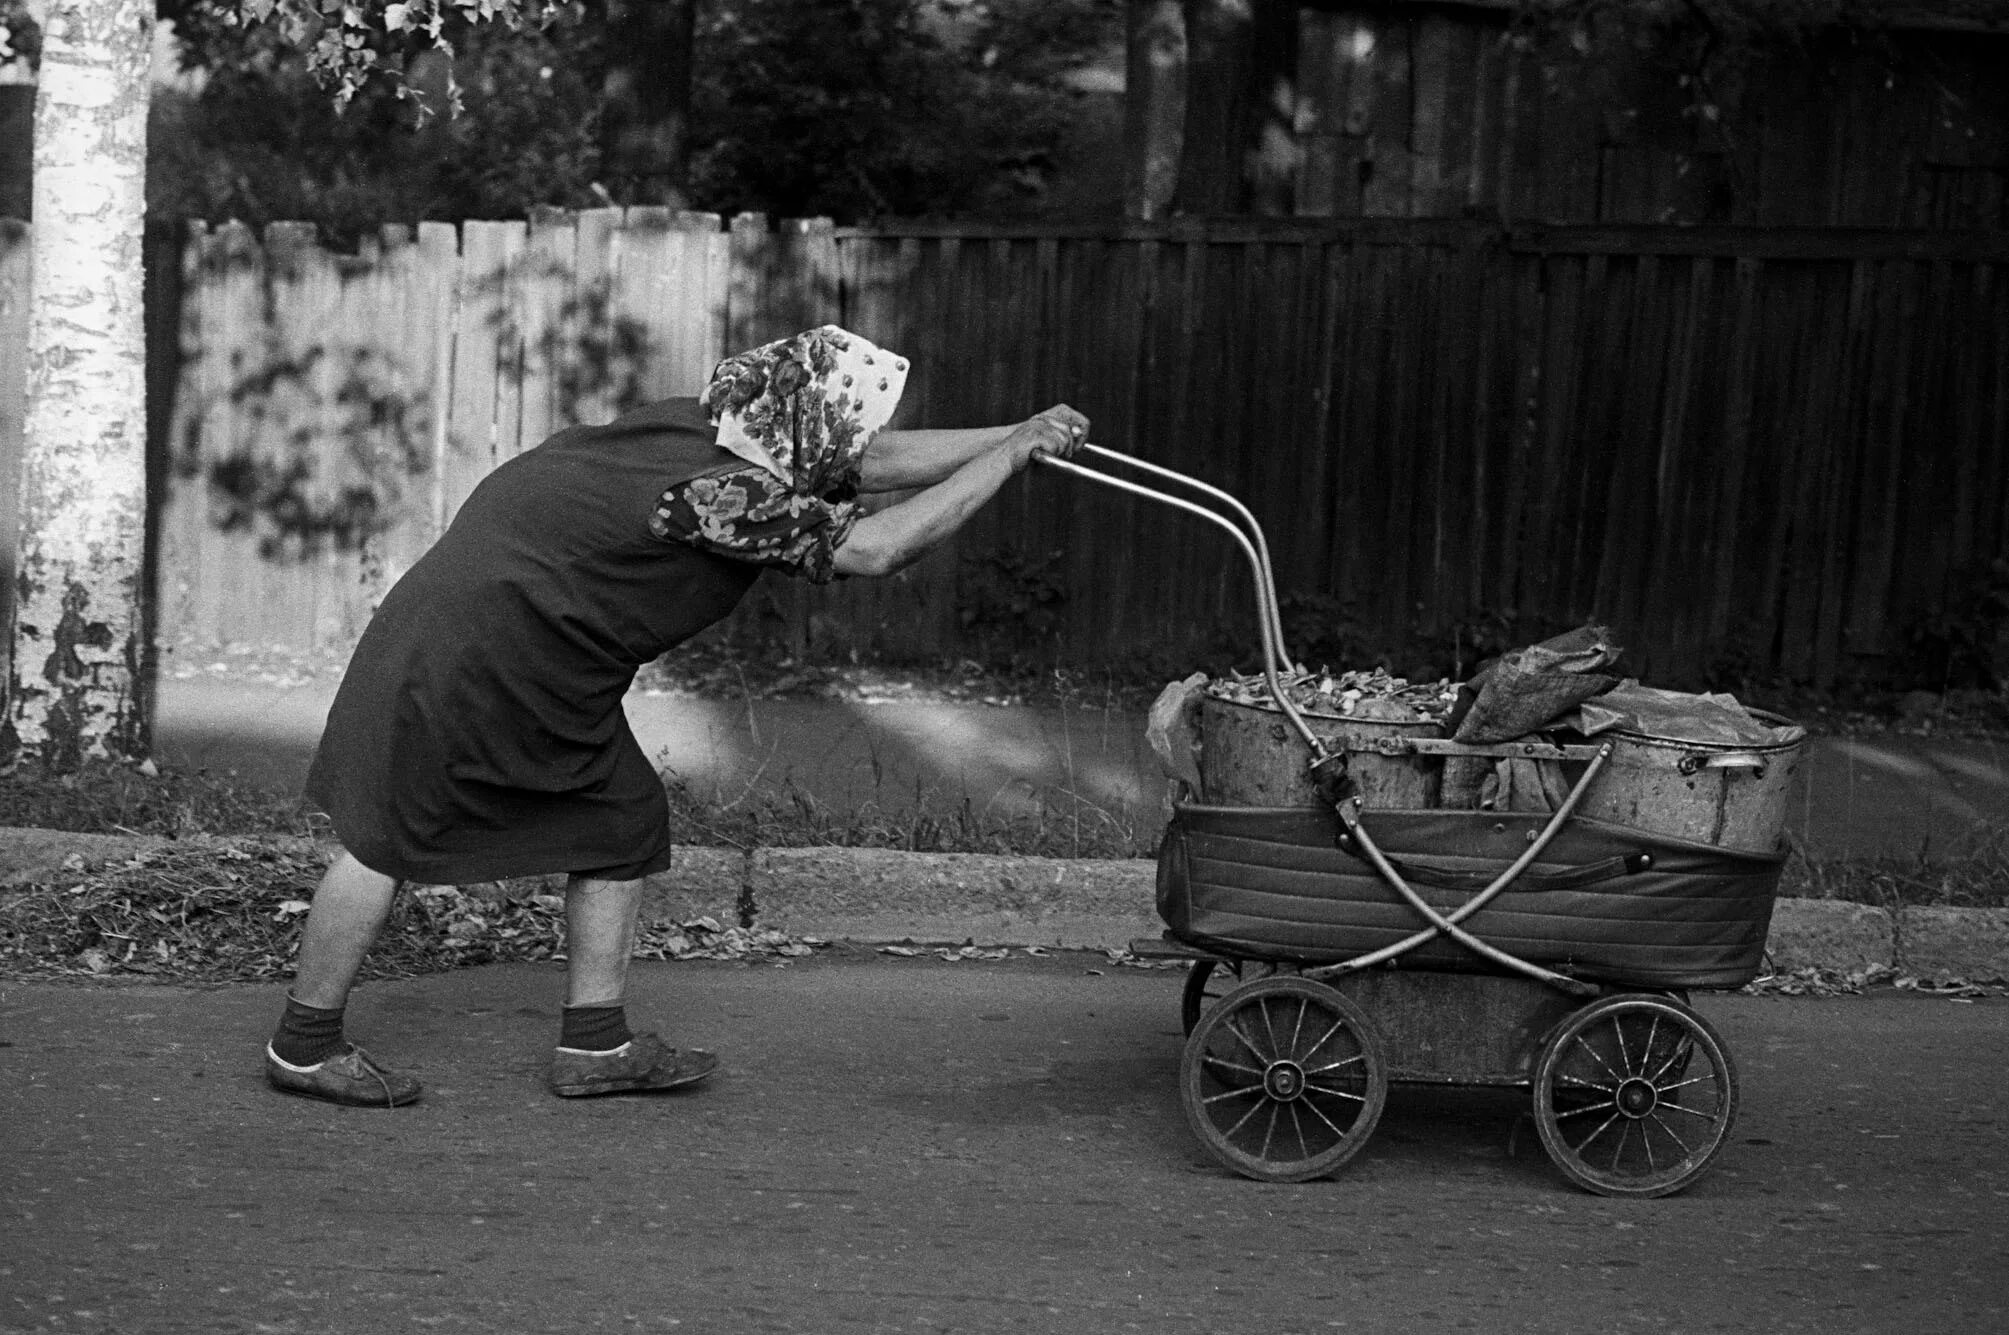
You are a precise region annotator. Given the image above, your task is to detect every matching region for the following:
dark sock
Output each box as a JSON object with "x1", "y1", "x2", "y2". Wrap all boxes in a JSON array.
[
  {"x1": 271, "y1": 996, "x2": 346, "y2": 1066},
  {"x1": 559, "y1": 1004, "x2": 633, "y2": 1053}
]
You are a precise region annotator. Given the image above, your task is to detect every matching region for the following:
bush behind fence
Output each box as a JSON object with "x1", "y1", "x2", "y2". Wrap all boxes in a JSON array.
[{"x1": 3, "y1": 210, "x2": 2006, "y2": 689}]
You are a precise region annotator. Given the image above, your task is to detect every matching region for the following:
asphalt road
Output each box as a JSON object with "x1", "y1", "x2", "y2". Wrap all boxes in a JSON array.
[{"x1": 4, "y1": 954, "x2": 2004, "y2": 1334}]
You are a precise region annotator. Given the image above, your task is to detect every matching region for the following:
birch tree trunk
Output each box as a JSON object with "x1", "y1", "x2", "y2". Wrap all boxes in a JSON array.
[{"x1": 4, "y1": 0, "x2": 152, "y2": 770}]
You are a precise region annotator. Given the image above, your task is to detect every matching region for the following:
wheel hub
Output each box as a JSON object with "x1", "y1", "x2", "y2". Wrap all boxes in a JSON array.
[
  {"x1": 1263, "y1": 1061, "x2": 1307, "y2": 1101},
  {"x1": 1616, "y1": 1076, "x2": 1659, "y2": 1118}
]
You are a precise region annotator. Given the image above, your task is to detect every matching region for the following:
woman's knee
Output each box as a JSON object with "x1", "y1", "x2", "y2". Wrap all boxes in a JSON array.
[{"x1": 320, "y1": 850, "x2": 400, "y2": 898}]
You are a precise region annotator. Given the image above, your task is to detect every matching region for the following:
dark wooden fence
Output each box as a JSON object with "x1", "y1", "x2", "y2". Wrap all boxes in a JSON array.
[
  {"x1": 5, "y1": 211, "x2": 2004, "y2": 688},
  {"x1": 802, "y1": 218, "x2": 2009, "y2": 686}
]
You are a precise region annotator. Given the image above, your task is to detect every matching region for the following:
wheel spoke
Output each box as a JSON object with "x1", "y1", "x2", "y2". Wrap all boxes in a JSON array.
[
  {"x1": 1570, "y1": 1030, "x2": 1626, "y2": 1085},
  {"x1": 1648, "y1": 1036, "x2": 1695, "y2": 1085},
  {"x1": 1259, "y1": 997, "x2": 1282, "y2": 1062},
  {"x1": 1301, "y1": 1014, "x2": 1349, "y2": 1065},
  {"x1": 1576, "y1": 1109, "x2": 1622, "y2": 1152},
  {"x1": 1223, "y1": 1015, "x2": 1270, "y2": 1065},
  {"x1": 1288, "y1": 1101, "x2": 1311, "y2": 1161},
  {"x1": 1654, "y1": 1098, "x2": 1725, "y2": 1122},
  {"x1": 1202, "y1": 1084, "x2": 1264, "y2": 1107},
  {"x1": 1554, "y1": 1097, "x2": 1620, "y2": 1120},
  {"x1": 1634, "y1": 1013, "x2": 1662, "y2": 1080},
  {"x1": 1289, "y1": 996, "x2": 1310, "y2": 1064},
  {"x1": 1220, "y1": 1094, "x2": 1268, "y2": 1141},
  {"x1": 1201, "y1": 1053, "x2": 1268, "y2": 1081},
  {"x1": 1299, "y1": 1091, "x2": 1354, "y2": 1140},
  {"x1": 1656, "y1": 1072, "x2": 1720, "y2": 1098},
  {"x1": 1640, "y1": 1116, "x2": 1660, "y2": 1174},
  {"x1": 1615, "y1": 1016, "x2": 1642, "y2": 1079},
  {"x1": 1305, "y1": 1050, "x2": 1365, "y2": 1076},
  {"x1": 1302, "y1": 1081, "x2": 1367, "y2": 1105},
  {"x1": 1555, "y1": 1072, "x2": 1615, "y2": 1095},
  {"x1": 1609, "y1": 1118, "x2": 1636, "y2": 1173},
  {"x1": 1647, "y1": 1109, "x2": 1699, "y2": 1159},
  {"x1": 1258, "y1": 1102, "x2": 1280, "y2": 1160}
]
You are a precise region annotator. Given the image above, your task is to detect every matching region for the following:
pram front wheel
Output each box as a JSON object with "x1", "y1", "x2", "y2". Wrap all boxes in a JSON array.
[
  {"x1": 1532, "y1": 993, "x2": 1738, "y2": 1197},
  {"x1": 1180, "y1": 976, "x2": 1388, "y2": 1183}
]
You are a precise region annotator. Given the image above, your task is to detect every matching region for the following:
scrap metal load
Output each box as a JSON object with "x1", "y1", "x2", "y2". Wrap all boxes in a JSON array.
[
  {"x1": 1151, "y1": 625, "x2": 1806, "y2": 854},
  {"x1": 1147, "y1": 627, "x2": 1809, "y2": 990}
]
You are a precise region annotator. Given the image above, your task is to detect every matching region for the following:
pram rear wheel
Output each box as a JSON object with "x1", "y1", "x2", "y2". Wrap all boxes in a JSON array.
[
  {"x1": 1533, "y1": 993, "x2": 1738, "y2": 1197},
  {"x1": 1180, "y1": 976, "x2": 1388, "y2": 1183}
]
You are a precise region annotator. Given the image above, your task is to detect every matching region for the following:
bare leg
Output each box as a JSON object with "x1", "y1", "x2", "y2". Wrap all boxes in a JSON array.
[
  {"x1": 563, "y1": 874, "x2": 644, "y2": 1007},
  {"x1": 547, "y1": 874, "x2": 717, "y2": 1095},
  {"x1": 289, "y1": 851, "x2": 400, "y2": 1009}
]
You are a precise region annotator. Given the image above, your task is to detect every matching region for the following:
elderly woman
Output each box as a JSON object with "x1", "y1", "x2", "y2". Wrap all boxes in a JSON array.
[{"x1": 265, "y1": 327, "x2": 1087, "y2": 1107}]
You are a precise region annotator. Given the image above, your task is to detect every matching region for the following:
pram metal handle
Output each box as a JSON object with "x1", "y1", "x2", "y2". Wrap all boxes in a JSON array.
[{"x1": 1036, "y1": 446, "x2": 1330, "y2": 768}]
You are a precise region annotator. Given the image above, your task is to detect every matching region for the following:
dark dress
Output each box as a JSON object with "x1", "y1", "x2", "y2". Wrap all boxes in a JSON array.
[{"x1": 304, "y1": 397, "x2": 850, "y2": 884}]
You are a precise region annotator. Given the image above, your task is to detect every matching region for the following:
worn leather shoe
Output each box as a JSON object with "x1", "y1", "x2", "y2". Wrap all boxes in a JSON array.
[
  {"x1": 547, "y1": 1032, "x2": 718, "y2": 1098},
  {"x1": 265, "y1": 1043, "x2": 423, "y2": 1107}
]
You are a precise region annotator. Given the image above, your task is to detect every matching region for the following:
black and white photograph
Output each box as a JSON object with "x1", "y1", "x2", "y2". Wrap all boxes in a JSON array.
[{"x1": 1, "y1": 2, "x2": 2005, "y2": 1331}]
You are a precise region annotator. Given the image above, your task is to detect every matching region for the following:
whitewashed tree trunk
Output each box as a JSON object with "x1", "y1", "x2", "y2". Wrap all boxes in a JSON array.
[{"x1": 4, "y1": 0, "x2": 152, "y2": 770}]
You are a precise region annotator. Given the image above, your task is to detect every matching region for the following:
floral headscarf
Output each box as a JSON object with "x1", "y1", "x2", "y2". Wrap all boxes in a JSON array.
[{"x1": 700, "y1": 326, "x2": 908, "y2": 497}]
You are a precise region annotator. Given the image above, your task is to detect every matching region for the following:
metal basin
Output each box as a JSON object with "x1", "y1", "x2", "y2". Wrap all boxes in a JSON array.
[
  {"x1": 1196, "y1": 695, "x2": 1445, "y2": 808},
  {"x1": 1571, "y1": 712, "x2": 1805, "y2": 854}
]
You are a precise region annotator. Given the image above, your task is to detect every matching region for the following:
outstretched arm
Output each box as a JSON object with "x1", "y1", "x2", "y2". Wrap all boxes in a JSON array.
[
  {"x1": 857, "y1": 404, "x2": 1088, "y2": 493},
  {"x1": 833, "y1": 411, "x2": 1086, "y2": 577}
]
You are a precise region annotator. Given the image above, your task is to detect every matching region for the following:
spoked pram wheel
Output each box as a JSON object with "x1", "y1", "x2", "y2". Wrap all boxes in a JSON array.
[
  {"x1": 1180, "y1": 976, "x2": 1388, "y2": 1183},
  {"x1": 1532, "y1": 993, "x2": 1738, "y2": 1197}
]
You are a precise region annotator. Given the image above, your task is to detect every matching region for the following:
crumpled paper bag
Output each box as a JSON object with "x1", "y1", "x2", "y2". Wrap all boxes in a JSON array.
[
  {"x1": 1146, "y1": 672, "x2": 1210, "y2": 796},
  {"x1": 1452, "y1": 624, "x2": 1624, "y2": 744}
]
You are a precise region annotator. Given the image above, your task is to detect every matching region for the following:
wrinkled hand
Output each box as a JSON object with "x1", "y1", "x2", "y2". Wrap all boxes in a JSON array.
[{"x1": 1002, "y1": 404, "x2": 1090, "y2": 472}]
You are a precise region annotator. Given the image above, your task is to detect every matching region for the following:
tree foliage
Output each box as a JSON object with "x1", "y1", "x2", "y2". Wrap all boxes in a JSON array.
[
  {"x1": 161, "y1": 0, "x2": 565, "y2": 113},
  {"x1": 150, "y1": 13, "x2": 606, "y2": 236},
  {"x1": 686, "y1": 0, "x2": 1095, "y2": 219},
  {"x1": 143, "y1": 0, "x2": 1119, "y2": 235},
  {"x1": 0, "y1": 0, "x2": 38, "y2": 68}
]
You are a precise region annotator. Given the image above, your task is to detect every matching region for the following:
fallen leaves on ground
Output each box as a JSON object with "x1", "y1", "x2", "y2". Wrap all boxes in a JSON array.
[
  {"x1": 877, "y1": 944, "x2": 1021, "y2": 962},
  {"x1": 1740, "y1": 962, "x2": 2007, "y2": 999},
  {"x1": 637, "y1": 915, "x2": 821, "y2": 963},
  {"x1": 0, "y1": 842, "x2": 825, "y2": 984}
]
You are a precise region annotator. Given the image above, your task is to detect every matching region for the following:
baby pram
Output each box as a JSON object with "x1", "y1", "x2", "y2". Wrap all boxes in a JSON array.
[{"x1": 1042, "y1": 446, "x2": 1798, "y2": 1196}]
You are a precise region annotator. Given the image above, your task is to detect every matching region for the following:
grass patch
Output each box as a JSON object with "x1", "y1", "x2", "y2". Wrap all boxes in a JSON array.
[
  {"x1": 1780, "y1": 834, "x2": 2009, "y2": 911},
  {"x1": 0, "y1": 761, "x2": 1153, "y2": 858},
  {"x1": 0, "y1": 762, "x2": 318, "y2": 840},
  {"x1": 661, "y1": 775, "x2": 1150, "y2": 860}
]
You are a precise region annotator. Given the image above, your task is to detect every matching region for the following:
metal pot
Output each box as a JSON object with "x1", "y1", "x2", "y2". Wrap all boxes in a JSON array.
[
  {"x1": 1197, "y1": 695, "x2": 1444, "y2": 808},
  {"x1": 1570, "y1": 712, "x2": 1805, "y2": 854}
]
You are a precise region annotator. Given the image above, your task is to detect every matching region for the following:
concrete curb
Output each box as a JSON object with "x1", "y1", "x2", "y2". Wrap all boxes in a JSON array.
[{"x1": 4, "y1": 827, "x2": 2004, "y2": 984}]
